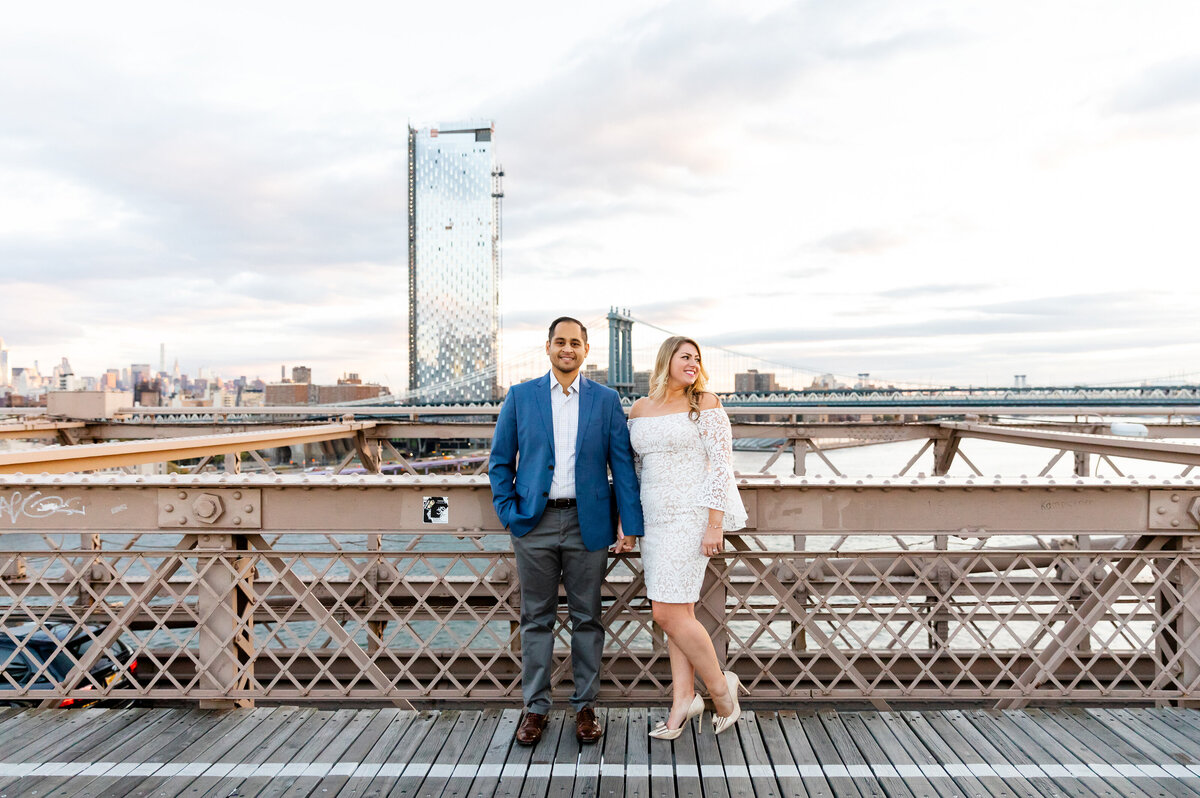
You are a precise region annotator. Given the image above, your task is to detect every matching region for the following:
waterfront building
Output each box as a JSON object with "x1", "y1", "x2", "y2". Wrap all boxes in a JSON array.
[
  {"x1": 0, "y1": 337, "x2": 8, "y2": 387},
  {"x1": 735, "y1": 369, "x2": 780, "y2": 394},
  {"x1": 408, "y1": 120, "x2": 502, "y2": 403}
]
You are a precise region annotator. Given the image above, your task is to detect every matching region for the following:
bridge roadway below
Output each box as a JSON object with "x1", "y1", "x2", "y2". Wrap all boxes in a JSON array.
[{"x1": 5, "y1": 706, "x2": 1200, "y2": 797}]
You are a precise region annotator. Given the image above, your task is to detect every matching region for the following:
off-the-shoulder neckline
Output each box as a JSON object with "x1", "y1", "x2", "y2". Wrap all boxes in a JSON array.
[{"x1": 628, "y1": 407, "x2": 724, "y2": 421}]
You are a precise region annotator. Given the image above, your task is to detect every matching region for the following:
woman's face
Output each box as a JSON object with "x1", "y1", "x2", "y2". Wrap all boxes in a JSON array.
[{"x1": 669, "y1": 342, "x2": 701, "y2": 388}]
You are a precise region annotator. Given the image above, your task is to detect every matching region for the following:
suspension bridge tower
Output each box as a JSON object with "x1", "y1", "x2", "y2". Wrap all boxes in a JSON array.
[{"x1": 607, "y1": 307, "x2": 634, "y2": 396}]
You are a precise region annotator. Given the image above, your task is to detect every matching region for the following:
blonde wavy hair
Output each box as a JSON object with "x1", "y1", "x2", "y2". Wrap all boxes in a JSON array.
[{"x1": 648, "y1": 336, "x2": 710, "y2": 420}]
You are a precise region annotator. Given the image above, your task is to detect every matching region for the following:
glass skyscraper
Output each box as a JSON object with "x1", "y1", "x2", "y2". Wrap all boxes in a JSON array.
[{"x1": 408, "y1": 120, "x2": 502, "y2": 403}]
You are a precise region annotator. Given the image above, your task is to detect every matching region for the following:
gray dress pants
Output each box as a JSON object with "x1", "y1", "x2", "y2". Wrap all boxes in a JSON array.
[{"x1": 511, "y1": 506, "x2": 609, "y2": 713}]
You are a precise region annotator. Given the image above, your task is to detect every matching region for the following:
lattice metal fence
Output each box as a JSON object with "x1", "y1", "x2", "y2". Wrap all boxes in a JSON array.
[{"x1": 2, "y1": 475, "x2": 1199, "y2": 707}]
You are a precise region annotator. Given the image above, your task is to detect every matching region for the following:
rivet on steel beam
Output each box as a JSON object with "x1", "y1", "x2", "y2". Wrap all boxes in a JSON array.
[
  {"x1": 178, "y1": 491, "x2": 187, "y2": 500},
  {"x1": 164, "y1": 504, "x2": 174, "y2": 513},
  {"x1": 1172, "y1": 494, "x2": 1181, "y2": 502},
  {"x1": 232, "y1": 492, "x2": 242, "y2": 500},
  {"x1": 1157, "y1": 507, "x2": 1168, "y2": 515},
  {"x1": 178, "y1": 518, "x2": 187, "y2": 525},
  {"x1": 1173, "y1": 520, "x2": 1181, "y2": 527},
  {"x1": 232, "y1": 517, "x2": 242, "y2": 526},
  {"x1": 244, "y1": 505, "x2": 253, "y2": 513}
]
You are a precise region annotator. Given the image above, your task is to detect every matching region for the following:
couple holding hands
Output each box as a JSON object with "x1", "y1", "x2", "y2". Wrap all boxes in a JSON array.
[{"x1": 489, "y1": 316, "x2": 748, "y2": 747}]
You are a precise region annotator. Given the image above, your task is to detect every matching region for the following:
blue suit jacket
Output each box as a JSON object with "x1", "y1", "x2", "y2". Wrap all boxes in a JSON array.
[{"x1": 489, "y1": 373, "x2": 645, "y2": 551}]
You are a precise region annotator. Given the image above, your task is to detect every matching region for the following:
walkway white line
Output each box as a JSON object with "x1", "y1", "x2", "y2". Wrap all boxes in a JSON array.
[{"x1": 3, "y1": 759, "x2": 1200, "y2": 781}]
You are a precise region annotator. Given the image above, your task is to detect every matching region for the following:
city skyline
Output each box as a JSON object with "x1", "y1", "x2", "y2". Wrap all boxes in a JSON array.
[{"x1": 1, "y1": 3, "x2": 1198, "y2": 388}]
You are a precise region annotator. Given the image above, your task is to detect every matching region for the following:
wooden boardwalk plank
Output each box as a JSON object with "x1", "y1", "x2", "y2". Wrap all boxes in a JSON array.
[
  {"x1": 149, "y1": 707, "x2": 293, "y2": 797},
  {"x1": 798, "y1": 712, "x2": 865, "y2": 798},
  {"x1": 121, "y1": 707, "x2": 274, "y2": 798},
  {"x1": 0, "y1": 707, "x2": 139, "y2": 792},
  {"x1": 1128, "y1": 708, "x2": 1200, "y2": 763},
  {"x1": 257, "y1": 707, "x2": 368, "y2": 798},
  {"x1": 647, "y1": 707, "x2": 677, "y2": 798},
  {"x1": 756, "y1": 712, "x2": 821, "y2": 798},
  {"x1": 673, "y1": 708, "x2": 705, "y2": 798},
  {"x1": 821, "y1": 711, "x2": 905, "y2": 798},
  {"x1": 1086, "y1": 708, "x2": 1200, "y2": 787},
  {"x1": 1029, "y1": 708, "x2": 1198, "y2": 798},
  {"x1": 4, "y1": 708, "x2": 179, "y2": 798},
  {"x1": 329, "y1": 709, "x2": 419, "y2": 798},
  {"x1": 193, "y1": 706, "x2": 316, "y2": 798},
  {"x1": 278, "y1": 708, "x2": 384, "y2": 798},
  {"x1": 466, "y1": 708, "x2": 522, "y2": 798},
  {"x1": 928, "y1": 710, "x2": 1051, "y2": 797},
  {"x1": 12, "y1": 707, "x2": 1200, "y2": 797},
  {"x1": 416, "y1": 710, "x2": 484, "y2": 798},
  {"x1": 357, "y1": 710, "x2": 440, "y2": 798},
  {"x1": 998, "y1": 708, "x2": 1148, "y2": 798},
  {"x1": 60, "y1": 709, "x2": 228, "y2": 798},
  {"x1": 740, "y1": 711, "x2": 784, "y2": 798},
  {"x1": 226, "y1": 708, "x2": 349, "y2": 797},
  {"x1": 960, "y1": 709, "x2": 1099, "y2": 798},
  {"x1": 546, "y1": 708, "x2": 589, "y2": 798},
  {"x1": 440, "y1": 709, "x2": 502, "y2": 798},
  {"x1": 714, "y1": 712, "x2": 759, "y2": 798},
  {"x1": 599, "y1": 707, "x2": 629, "y2": 798},
  {"x1": 388, "y1": 710, "x2": 467, "y2": 798},
  {"x1": 854, "y1": 712, "x2": 957, "y2": 798},
  {"x1": 694, "y1": 706, "x2": 733, "y2": 798},
  {"x1": 896, "y1": 711, "x2": 1011, "y2": 798},
  {"x1": 0, "y1": 707, "x2": 118, "y2": 763},
  {"x1": 576, "y1": 707, "x2": 605, "y2": 798},
  {"x1": 625, "y1": 707, "x2": 652, "y2": 798},
  {"x1": 517, "y1": 710, "x2": 566, "y2": 798},
  {"x1": 488, "y1": 710, "x2": 536, "y2": 798},
  {"x1": 781, "y1": 711, "x2": 842, "y2": 798}
]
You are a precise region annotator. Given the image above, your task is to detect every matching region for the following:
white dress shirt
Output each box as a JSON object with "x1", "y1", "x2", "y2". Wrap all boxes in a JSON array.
[{"x1": 548, "y1": 372, "x2": 581, "y2": 499}]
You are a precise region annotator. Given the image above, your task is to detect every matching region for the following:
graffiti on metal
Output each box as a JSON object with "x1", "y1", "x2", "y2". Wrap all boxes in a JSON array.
[{"x1": 0, "y1": 490, "x2": 87, "y2": 523}]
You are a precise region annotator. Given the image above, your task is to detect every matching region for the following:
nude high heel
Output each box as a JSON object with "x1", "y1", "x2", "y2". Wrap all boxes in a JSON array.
[
  {"x1": 649, "y1": 693, "x2": 704, "y2": 740},
  {"x1": 711, "y1": 671, "x2": 744, "y2": 735}
]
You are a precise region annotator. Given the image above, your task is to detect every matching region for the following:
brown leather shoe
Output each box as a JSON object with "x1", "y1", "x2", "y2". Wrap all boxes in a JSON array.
[
  {"x1": 576, "y1": 706, "x2": 603, "y2": 744},
  {"x1": 515, "y1": 712, "x2": 547, "y2": 746}
]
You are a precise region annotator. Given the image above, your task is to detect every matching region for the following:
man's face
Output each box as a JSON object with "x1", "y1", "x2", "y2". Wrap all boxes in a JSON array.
[{"x1": 546, "y1": 321, "x2": 589, "y2": 376}]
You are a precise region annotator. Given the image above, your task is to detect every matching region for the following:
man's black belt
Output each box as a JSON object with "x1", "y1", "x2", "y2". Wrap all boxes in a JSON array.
[{"x1": 545, "y1": 498, "x2": 577, "y2": 508}]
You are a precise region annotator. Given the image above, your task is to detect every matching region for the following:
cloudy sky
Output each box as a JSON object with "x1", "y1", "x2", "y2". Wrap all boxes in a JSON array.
[{"x1": 2, "y1": 0, "x2": 1198, "y2": 390}]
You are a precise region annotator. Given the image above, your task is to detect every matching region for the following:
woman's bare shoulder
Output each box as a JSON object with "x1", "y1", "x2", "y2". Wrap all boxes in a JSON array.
[
  {"x1": 697, "y1": 392, "x2": 722, "y2": 410},
  {"x1": 628, "y1": 397, "x2": 650, "y2": 419}
]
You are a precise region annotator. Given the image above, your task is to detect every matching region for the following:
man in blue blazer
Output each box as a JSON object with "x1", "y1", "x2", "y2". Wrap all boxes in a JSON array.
[{"x1": 489, "y1": 316, "x2": 644, "y2": 746}]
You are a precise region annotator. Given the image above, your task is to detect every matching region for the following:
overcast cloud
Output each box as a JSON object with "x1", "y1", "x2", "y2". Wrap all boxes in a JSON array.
[{"x1": 1, "y1": 0, "x2": 1198, "y2": 390}]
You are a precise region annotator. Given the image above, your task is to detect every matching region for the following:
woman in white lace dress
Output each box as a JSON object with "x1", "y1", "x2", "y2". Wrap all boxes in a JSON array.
[{"x1": 625, "y1": 336, "x2": 749, "y2": 738}]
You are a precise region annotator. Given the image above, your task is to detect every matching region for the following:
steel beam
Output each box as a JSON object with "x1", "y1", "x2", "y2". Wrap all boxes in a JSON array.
[
  {"x1": 942, "y1": 421, "x2": 1200, "y2": 467},
  {"x1": 0, "y1": 420, "x2": 86, "y2": 440},
  {"x1": 0, "y1": 422, "x2": 375, "y2": 474},
  {"x1": 1, "y1": 473, "x2": 1197, "y2": 535}
]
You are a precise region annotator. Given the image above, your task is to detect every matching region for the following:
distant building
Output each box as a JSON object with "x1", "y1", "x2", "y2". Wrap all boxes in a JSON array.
[
  {"x1": 0, "y1": 337, "x2": 8, "y2": 386},
  {"x1": 265, "y1": 383, "x2": 311, "y2": 405},
  {"x1": 265, "y1": 375, "x2": 387, "y2": 406},
  {"x1": 292, "y1": 366, "x2": 312, "y2": 384},
  {"x1": 131, "y1": 364, "x2": 152, "y2": 387},
  {"x1": 734, "y1": 369, "x2": 780, "y2": 394},
  {"x1": 634, "y1": 370, "x2": 651, "y2": 396},
  {"x1": 584, "y1": 364, "x2": 609, "y2": 385},
  {"x1": 408, "y1": 120, "x2": 502, "y2": 403}
]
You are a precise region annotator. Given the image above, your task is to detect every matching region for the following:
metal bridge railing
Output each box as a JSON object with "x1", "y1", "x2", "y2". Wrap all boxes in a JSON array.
[{"x1": 2, "y1": 475, "x2": 1200, "y2": 707}]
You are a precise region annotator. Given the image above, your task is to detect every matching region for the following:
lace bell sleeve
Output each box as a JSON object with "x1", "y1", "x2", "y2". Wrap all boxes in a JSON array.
[{"x1": 697, "y1": 407, "x2": 748, "y2": 531}]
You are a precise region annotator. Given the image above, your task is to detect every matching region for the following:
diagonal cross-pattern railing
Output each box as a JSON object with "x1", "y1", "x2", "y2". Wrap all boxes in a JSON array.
[{"x1": 2, "y1": 473, "x2": 1199, "y2": 707}]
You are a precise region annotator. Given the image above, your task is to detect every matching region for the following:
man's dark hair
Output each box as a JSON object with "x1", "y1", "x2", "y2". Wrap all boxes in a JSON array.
[{"x1": 548, "y1": 316, "x2": 588, "y2": 343}]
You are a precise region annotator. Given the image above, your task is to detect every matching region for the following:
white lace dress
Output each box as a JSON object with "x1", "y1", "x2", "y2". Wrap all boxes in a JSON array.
[{"x1": 628, "y1": 407, "x2": 748, "y2": 603}]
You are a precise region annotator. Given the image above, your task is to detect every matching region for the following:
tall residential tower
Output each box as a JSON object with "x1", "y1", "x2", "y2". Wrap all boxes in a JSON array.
[{"x1": 408, "y1": 120, "x2": 503, "y2": 403}]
